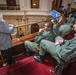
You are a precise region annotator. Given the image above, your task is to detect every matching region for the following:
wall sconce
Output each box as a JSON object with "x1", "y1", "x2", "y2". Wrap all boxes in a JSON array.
[
  {"x1": 31, "y1": 0, "x2": 39, "y2": 8},
  {"x1": 33, "y1": 3, "x2": 36, "y2": 6}
]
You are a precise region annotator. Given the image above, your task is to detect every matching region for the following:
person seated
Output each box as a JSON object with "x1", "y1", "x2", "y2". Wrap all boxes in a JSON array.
[
  {"x1": 66, "y1": 3, "x2": 72, "y2": 17},
  {"x1": 51, "y1": 19, "x2": 59, "y2": 37},
  {"x1": 59, "y1": 6, "x2": 64, "y2": 13},
  {"x1": 64, "y1": 13, "x2": 75, "y2": 26},
  {"x1": 58, "y1": 24, "x2": 72, "y2": 36},
  {"x1": 55, "y1": 13, "x2": 75, "y2": 38},
  {"x1": 23, "y1": 22, "x2": 56, "y2": 56},
  {"x1": 34, "y1": 23, "x2": 76, "y2": 64},
  {"x1": 57, "y1": 16, "x2": 75, "y2": 38}
]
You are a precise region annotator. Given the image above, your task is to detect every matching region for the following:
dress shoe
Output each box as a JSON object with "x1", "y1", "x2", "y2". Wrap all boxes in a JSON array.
[
  {"x1": 24, "y1": 51, "x2": 32, "y2": 56},
  {"x1": 34, "y1": 55, "x2": 44, "y2": 63},
  {"x1": 12, "y1": 58, "x2": 17, "y2": 64},
  {"x1": 50, "y1": 64, "x2": 64, "y2": 75}
]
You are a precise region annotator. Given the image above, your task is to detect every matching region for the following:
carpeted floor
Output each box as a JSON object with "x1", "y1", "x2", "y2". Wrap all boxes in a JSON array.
[{"x1": 0, "y1": 53, "x2": 76, "y2": 75}]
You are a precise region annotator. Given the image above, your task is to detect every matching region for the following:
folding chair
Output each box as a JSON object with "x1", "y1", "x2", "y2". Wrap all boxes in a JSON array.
[{"x1": 50, "y1": 54, "x2": 76, "y2": 75}]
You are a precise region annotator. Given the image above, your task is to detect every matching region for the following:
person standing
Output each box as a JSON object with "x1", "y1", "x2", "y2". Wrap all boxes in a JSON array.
[
  {"x1": 0, "y1": 13, "x2": 15, "y2": 65},
  {"x1": 66, "y1": 3, "x2": 72, "y2": 17}
]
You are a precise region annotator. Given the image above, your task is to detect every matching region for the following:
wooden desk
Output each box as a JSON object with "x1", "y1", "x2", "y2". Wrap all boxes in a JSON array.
[
  {"x1": 12, "y1": 32, "x2": 37, "y2": 46},
  {"x1": 12, "y1": 32, "x2": 37, "y2": 56}
]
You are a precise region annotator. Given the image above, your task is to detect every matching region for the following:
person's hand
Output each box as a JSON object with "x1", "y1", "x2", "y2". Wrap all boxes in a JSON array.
[
  {"x1": 39, "y1": 28, "x2": 44, "y2": 33},
  {"x1": 55, "y1": 40, "x2": 63, "y2": 45},
  {"x1": 8, "y1": 24, "x2": 14, "y2": 27}
]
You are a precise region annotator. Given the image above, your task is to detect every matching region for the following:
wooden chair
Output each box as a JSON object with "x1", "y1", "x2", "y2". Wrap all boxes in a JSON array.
[
  {"x1": 57, "y1": 15, "x2": 66, "y2": 27},
  {"x1": 62, "y1": 30, "x2": 75, "y2": 40},
  {"x1": 50, "y1": 54, "x2": 76, "y2": 75}
]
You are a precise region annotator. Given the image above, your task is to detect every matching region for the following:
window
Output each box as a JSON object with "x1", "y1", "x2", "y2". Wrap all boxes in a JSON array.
[{"x1": 31, "y1": 0, "x2": 39, "y2": 8}]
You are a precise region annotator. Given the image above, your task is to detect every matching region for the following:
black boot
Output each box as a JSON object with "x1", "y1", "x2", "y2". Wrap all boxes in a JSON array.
[
  {"x1": 36, "y1": 51, "x2": 39, "y2": 56},
  {"x1": 24, "y1": 45, "x2": 32, "y2": 56},
  {"x1": 34, "y1": 55, "x2": 44, "y2": 63},
  {"x1": 24, "y1": 51, "x2": 32, "y2": 56}
]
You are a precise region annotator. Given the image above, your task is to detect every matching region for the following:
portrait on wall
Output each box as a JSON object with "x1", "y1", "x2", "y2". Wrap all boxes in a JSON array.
[{"x1": 18, "y1": 27, "x2": 25, "y2": 37}]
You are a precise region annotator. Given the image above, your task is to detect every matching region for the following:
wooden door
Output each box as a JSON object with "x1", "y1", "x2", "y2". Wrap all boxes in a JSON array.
[{"x1": 51, "y1": 0, "x2": 63, "y2": 11}]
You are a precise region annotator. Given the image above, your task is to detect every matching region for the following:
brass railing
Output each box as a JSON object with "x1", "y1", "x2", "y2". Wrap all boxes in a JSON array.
[
  {"x1": 12, "y1": 14, "x2": 66, "y2": 39},
  {"x1": 12, "y1": 19, "x2": 52, "y2": 39}
]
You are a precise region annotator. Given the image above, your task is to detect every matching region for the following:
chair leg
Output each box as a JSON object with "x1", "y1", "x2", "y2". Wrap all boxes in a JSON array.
[{"x1": 50, "y1": 64, "x2": 64, "y2": 75}]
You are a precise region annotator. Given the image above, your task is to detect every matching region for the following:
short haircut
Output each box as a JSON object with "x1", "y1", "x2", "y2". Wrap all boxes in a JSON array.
[
  {"x1": 51, "y1": 19, "x2": 57, "y2": 23},
  {"x1": 45, "y1": 22, "x2": 53, "y2": 29}
]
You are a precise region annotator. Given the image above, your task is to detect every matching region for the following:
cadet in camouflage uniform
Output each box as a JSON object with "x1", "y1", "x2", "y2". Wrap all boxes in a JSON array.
[
  {"x1": 51, "y1": 19, "x2": 59, "y2": 37},
  {"x1": 24, "y1": 22, "x2": 56, "y2": 56},
  {"x1": 34, "y1": 23, "x2": 76, "y2": 64}
]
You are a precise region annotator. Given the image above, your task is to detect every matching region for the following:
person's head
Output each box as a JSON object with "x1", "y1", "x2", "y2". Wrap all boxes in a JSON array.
[
  {"x1": 0, "y1": 13, "x2": 3, "y2": 21},
  {"x1": 68, "y1": 13, "x2": 73, "y2": 18},
  {"x1": 67, "y1": 3, "x2": 71, "y2": 7},
  {"x1": 51, "y1": 19, "x2": 57, "y2": 24},
  {"x1": 61, "y1": 6, "x2": 64, "y2": 10},
  {"x1": 73, "y1": 23, "x2": 76, "y2": 32},
  {"x1": 44, "y1": 22, "x2": 53, "y2": 30}
]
